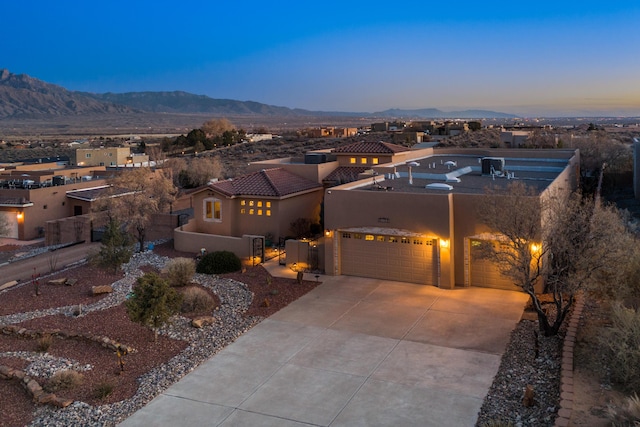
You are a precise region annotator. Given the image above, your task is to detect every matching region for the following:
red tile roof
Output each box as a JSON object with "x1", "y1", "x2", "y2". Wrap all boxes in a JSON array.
[
  {"x1": 208, "y1": 168, "x2": 322, "y2": 197},
  {"x1": 333, "y1": 141, "x2": 409, "y2": 154},
  {"x1": 323, "y1": 167, "x2": 370, "y2": 185}
]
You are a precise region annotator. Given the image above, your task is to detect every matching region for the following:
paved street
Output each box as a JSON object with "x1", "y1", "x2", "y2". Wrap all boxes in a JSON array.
[{"x1": 0, "y1": 241, "x2": 101, "y2": 285}]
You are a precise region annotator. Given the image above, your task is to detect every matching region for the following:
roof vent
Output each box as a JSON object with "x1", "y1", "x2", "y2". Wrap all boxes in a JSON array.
[{"x1": 426, "y1": 183, "x2": 453, "y2": 191}]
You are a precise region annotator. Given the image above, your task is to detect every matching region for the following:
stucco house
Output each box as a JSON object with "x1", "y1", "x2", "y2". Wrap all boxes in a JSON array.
[
  {"x1": 322, "y1": 147, "x2": 580, "y2": 290},
  {"x1": 174, "y1": 168, "x2": 323, "y2": 258}
]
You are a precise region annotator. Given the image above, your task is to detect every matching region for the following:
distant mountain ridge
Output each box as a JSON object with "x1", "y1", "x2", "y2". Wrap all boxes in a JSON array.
[
  {"x1": 0, "y1": 69, "x2": 516, "y2": 119},
  {"x1": 0, "y1": 69, "x2": 135, "y2": 118}
]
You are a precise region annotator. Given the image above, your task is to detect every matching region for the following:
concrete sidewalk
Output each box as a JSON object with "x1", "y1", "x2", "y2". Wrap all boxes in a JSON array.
[{"x1": 120, "y1": 263, "x2": 528, "y2": 427}]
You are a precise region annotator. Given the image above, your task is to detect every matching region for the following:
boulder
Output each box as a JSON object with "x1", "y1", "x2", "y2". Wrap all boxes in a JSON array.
[
  {"x1": 65, "y1": 278, "x2": 78, "y2": 286},
  {"x1": 522, "y1": 384, "x2": 535, "y2": 407},
  {"x1": 91, "y1": 285, "x2": 113, "y2": 296},
  {"x1": 191, "y1": 316, "x2": 216, "y2": 328},
  {"x1": 48, "y1": 278, "x2": 67, "y2": 286},
  {"x1": 53, "y1": 397, "x2": 74, "y2": 408},
  {"x1": 0, "y1": 280, "x2": 18, "y2": 291}
]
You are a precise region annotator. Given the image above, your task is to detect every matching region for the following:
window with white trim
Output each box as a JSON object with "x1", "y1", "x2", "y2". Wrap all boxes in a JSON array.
[{"x1": 203, "y1": 198, "x2": 222, "y2": 222}]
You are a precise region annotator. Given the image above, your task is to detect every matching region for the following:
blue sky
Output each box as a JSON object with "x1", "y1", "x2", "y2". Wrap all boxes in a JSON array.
[{"x1": 3, "y1": 1, "x2": 640, "y2": 116}]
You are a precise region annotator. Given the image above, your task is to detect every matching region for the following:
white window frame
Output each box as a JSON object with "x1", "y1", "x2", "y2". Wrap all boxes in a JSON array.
[{"x1": 203, "y1": 197, "x2": 222, "y2": 222}]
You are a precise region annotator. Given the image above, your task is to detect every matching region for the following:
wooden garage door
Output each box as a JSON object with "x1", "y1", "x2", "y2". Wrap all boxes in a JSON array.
[
  {"x1": 340, "y1": 232, "x2": 437, "y2": 285},
  {"x1": 0, "y1": 211, "x2": 19, "y2": 239},
  {"x1": 468, "y1": 239, "x2": 519, "y2": 291}
]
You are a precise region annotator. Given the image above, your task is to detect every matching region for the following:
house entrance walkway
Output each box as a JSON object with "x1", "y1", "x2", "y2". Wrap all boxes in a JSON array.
[{"x1": 119, "y1": 260, "x2": 528, "y2": 426}]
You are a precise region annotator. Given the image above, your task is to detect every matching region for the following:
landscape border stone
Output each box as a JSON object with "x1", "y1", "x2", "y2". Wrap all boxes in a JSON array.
[{"x1": 553, "y1": 293, "x2": 585, "y2": 427}]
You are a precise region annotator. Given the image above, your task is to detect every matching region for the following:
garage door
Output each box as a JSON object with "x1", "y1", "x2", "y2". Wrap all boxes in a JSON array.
[
  {"x1": 0, "y1": 211, "x2": 19, "y2": 239},
  {"x1": 340, "y1": 232, "x2": 437, "y2": 285},
  {"x1": 468, "y1": 238, "x2": 519, "y2": 291}
]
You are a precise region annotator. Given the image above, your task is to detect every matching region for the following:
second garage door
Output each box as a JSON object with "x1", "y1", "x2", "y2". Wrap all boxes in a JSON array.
[
  {"x1": 467, "y1": 238, "x2": 520, "y2": 291},
  {"x1": 339, "y1": 231, "x2": 438, "y2": 285}
]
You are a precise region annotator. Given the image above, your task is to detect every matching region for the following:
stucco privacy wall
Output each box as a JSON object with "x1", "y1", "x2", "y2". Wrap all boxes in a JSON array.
[{"x1": 174, "y1": 221, "x2": 261, "y2": 258}]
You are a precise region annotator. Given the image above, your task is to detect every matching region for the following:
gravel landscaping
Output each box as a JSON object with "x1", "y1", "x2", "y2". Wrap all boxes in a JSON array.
[{"x1": 0, "y1": 245, "x2": 320, "y2": 427}]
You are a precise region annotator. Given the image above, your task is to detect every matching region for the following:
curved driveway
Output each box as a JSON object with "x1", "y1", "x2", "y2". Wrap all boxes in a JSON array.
[{"x1": 120, "y1": 265, "x2": 528, "y2": 427}]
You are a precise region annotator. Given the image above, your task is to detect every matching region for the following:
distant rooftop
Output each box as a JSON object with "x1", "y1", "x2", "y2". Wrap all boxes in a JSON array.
[
  {"x1": 353, "y1": 153, "x2": 573, "y2": 195},
  {"x1": 333, "y1": 141, "x2": 410, "y2": 154}
]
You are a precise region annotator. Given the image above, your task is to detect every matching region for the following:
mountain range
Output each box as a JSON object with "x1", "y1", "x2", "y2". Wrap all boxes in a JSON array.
[{"x1": 0, "y1": 69, "x2": 517, "y2": 120}]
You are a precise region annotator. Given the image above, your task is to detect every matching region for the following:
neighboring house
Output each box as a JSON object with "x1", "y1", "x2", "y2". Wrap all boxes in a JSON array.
[
  {"x1": 0, "y1": 164, "x2": 109, "y2": 240},
  {"x1": 500, "y1": 130, "x2": 531, "y2": 147},
  {"x1": 75, "y1": 147, "x2": 149, "y2": 167},
  {"x1": 174, "y1": 168, "x2": 324, "y2": 257}
]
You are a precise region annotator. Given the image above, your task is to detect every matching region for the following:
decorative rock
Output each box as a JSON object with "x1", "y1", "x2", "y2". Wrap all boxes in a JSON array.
[
  {"x1": 522, "y1": 384, "x2": 535, "y2": 407},
  {"x1": 0, "y1": 280, "x2": 19, "y2": 291},
  {"x1": 191, "y1": 316, "x2": 216, "y2": 328},
  {"x1": 66, "y1": 278, "x2": 78, "y2": 286},
  {"x1": 48, "y1": 278, "x2": 67, "y2": 286},
  {"x1": 53, "y1": 397, "x2": 74, "y2": 408},
  {"x1": 91, "y1": 285, "x2": 113, "y2": 296}
]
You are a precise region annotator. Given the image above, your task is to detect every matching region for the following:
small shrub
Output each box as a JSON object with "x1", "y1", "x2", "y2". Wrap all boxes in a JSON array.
[
  {"x1": 270, "y1": 289, "x2": 279, "y2": 296},
  {"x1": 36, "y1": 334, "x2": 53, "y2": 352},
  {"x1": 196, "y1": 251, "x2": 241, "y2": 275},
  {"x1": 599, "y1": 304, "x2": 640, "y2": 392},
  {"x1": 165, "y1": 257, "x2": 196, "y2": 287},
  {"x1": 94, "y1": 379, "x2": 115, "y2": 399},
  {"x1": 181, "y1": 287, "x2": 216, "y2": 313},
  {"x1": 45, "y1": 370, "x2": 84, "y2": 392}
]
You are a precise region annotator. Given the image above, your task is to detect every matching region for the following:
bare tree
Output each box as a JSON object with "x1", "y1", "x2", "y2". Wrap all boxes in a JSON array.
[
  {"x1": 476, "y1": 181, "x2": 632, "y2": 336},
  {"x1": 201, "y1": 118, "x2": 235, "y2": 138},
  {"x1": 571, "y1": 132, "x2": 632, "y2": 193},
  {"x1": 95, "y1": 168, "x2": 177, "y2": 252},
  {"x1": 167, "y1": 156, "x2": 225, "y2": 188}
]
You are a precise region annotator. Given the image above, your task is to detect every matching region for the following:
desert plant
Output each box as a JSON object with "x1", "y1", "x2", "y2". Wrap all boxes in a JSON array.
[
  {"x1": 196, "y1": 251, "x2": 241, "y2": 275},
  {"x1": 181, "y1": 287, "x2": 216, "y2": 313},
  {"x1": 45, "y1": 370, "x2": 84, "y2": 392},
  {"x1": 165, "y1": 257, "x2": 196, "y2": 287},
  {"x1": 48, "y1": 250, "x2": 59, "y2": 272},
  {"x1": 126, "y1": 273, "x2": 183, "y2": 342},
  {"x1": 608, "y1": 393, "x2": 640, "y2": 426},
  {"x1": 94, "y1": 379, "x2": 115, "y2": 399},
  {"x1": 93, "y1": 218, "x2": 133, "y2": 273},
  {"x1": 600, "y1": 304, "x2": 640, "y2": 393},
  {"x1": 36, "y1": 334, "x2": 53, "y2": 352}
]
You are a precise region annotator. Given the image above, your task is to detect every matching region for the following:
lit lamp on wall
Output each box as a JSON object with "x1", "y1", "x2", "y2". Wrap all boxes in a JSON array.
[
  {"x1": 325, "y1": 230, "x2": 331, "y2": 237},
  {"x1": 16, "y1": 211, "x2": 23, "y2": 220},
  {"x1": 439, "y1": 239, "x2": 450, "y2": 249}
]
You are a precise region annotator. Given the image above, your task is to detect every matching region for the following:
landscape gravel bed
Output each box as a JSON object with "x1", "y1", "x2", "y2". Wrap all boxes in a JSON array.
[
  {"x1": 0, "y1": 248, "x2": 317, "y2": 427},
  {"x1": 476, "y1": 319, "x2": 563, "y2": 427}
]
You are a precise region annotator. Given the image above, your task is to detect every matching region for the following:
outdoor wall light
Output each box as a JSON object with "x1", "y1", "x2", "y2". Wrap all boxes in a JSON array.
[
  {"x1": 325, "y1": 230, "x2": 331, "y2": 237},
  {"x1": 439, "y1": 239, "x2": 450, "y2": 249},
  {"x1": 16, "y1": 212, "x2": 23, "y2": 220},
  {"x1": 530, "y1": 243, "x2": 541, "y2": 253}
]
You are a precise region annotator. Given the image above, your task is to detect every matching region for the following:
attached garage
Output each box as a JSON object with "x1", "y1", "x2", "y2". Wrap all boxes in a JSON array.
[
  {"x1": 338, "y1": 228, "x2": 438, "y2": 285},
  {"x1": 465, "y1": 237, "x2": 519, "y2": 291}
]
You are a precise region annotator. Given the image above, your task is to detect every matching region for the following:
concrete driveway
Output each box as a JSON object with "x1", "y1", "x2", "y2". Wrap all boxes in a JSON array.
[{"x1": 120, "y1": 273, "x2": 528, "y2": 427}]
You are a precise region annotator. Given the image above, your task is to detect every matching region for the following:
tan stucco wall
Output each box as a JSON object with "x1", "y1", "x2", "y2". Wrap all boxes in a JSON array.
[
  {"x1": 174, "y1": 223, "x2": 259, "y2": 258},
  {"x1": 190, "y1": 188, "x2": 323, "y2": 242},
  {"x1": 76, "y1": 148, "x2": 130, "y2": 166}
]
